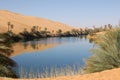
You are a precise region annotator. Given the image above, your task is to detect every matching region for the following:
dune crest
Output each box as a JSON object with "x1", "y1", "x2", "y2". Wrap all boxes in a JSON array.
[{"x1": 0, "y1": 10, "x2": 73, "y2": 34}]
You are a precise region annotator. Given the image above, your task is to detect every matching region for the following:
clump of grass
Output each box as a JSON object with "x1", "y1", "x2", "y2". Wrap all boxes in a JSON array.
[
  {"x1": 85, "y1": 28, "x2": 120, "y2": 73},
  {"x1": 18, "y1": 64, "x2": 83, "y2": 78}
]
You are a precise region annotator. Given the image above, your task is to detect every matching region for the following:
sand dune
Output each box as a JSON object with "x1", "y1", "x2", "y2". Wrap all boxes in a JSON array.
[{"x1": 0, "y1": 10, "x2": 73, "y2": 34}]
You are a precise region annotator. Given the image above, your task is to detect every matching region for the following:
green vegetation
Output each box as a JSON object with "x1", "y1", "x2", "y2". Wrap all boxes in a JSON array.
[
  {"x1": 85, "y1": 28, "x2": 120, "y2": 73},
  {"x1": 0, "y1": 54, "x2": 17, "y2": 78},
  {"x1": 0, "y1": 21, "x2": 115, "y2": 78},
  {"x1": 0, "y1": 36, "x2": 17, "y2": 78},
  {"x1": 1, "y1": 21, "x2": 113, "y2": 42}
]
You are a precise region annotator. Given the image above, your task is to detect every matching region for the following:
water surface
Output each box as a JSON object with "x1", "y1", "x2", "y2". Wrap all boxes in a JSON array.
[{"x1": 11, "y1": 37, "x2": 93, "y2": 78}]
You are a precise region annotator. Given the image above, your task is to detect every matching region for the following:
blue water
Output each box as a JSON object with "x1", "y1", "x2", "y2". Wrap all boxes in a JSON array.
[{"x1": 11, "y1": 37, "x2": 93, "y2": 77}]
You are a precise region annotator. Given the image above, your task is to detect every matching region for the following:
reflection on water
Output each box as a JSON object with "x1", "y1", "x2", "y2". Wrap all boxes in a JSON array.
[
  {"x1": 11, "y1": 37, "x2": 94, "y2": 78},
  {"x1": 11, "y1": 37, "x2": 90, "y2": 57},
  {"x1": 11, "y1": 38, "x2": 62, "y2": 57},
  {"x1": 11, "y1": 43, "x2": 58, "y2": 57}
]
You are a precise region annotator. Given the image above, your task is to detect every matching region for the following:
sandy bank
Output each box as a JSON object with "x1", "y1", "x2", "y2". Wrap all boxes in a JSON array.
[{"x1": 1, "y1": 68, "x2": 120, "y2": 80}]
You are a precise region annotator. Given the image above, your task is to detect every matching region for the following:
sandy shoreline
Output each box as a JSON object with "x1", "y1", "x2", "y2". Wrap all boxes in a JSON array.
[{"x1": 1, "y1": 68, "x2": 120, "y2": 80}]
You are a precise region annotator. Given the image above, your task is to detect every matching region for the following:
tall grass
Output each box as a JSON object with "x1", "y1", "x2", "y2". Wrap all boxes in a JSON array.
[
  {"x1": 18, "y1": 64, "x2": 83, "y2": 78},
  {"x1": 85, "y1": 28, "x2": 120, "y2": 73}
]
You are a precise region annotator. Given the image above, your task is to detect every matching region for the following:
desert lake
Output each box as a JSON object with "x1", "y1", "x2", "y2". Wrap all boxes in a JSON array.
[{"x1": 10, "y1": 37, "x2": 94, "y2": 78}]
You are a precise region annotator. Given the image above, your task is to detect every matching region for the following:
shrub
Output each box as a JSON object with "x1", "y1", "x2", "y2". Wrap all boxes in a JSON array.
[
  {"x1": 0, "y1": 38, "x2": 17, "y2": 78},
  {"x1": 85, "y1": 28, "x2": 120, "y2": 73}
]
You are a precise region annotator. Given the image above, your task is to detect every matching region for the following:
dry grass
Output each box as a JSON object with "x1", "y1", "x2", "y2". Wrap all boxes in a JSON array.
[
  {"x1": 1, "y1": 68, "x2": 120, "y2": 80},
  {"x1": 18, "y1": 64, "x2": 83, "y2": 78}
]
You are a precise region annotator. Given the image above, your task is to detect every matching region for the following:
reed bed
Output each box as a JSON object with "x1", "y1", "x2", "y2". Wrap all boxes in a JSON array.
[{"x1": 18, "y1": 64, "x2": 83, "y2": 78}]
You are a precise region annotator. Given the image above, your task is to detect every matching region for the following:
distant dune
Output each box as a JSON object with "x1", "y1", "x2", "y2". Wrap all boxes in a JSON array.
[{"x1": 0, "y1": 10, "x2": 73, "y2": 34}]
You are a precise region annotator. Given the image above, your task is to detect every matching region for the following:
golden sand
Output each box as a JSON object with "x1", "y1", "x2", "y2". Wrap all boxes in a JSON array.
[
  {"x1": 1, "y1": 68, "x2": 120, "y2": 80},
  {"x1": 0, "y1": 10, "x2": 73, "y2": 34}
]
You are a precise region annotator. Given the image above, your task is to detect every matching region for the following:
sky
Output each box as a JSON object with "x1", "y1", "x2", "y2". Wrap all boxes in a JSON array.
[{"x1": 0, "y1": 0, "x2": 120, "y2": 27}]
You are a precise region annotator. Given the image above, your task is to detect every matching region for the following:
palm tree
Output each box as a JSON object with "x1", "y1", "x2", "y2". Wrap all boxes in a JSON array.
[
  {"x1": 52, "y1": 30, "x2": 54, "y2": 33},
  {"x1": 44, "y1": 27, "x2": 48, "y2": 36},
  {"x1": 108, "y1": 24, "x2": 112, "y2": 29},
  {"x1": 45, "y1": 27, "x2": 47, "y2": 32},
  {"x1": 7, "y1": 22, "x2": 11, "y2": 32},
  {"x1": 10, "y1": 24, "x2": 14, "y2": 32},
  {"x1": 36, "y1": 26, "x2": 39, "y2": 31},
  {"x1": 56, "y1": 29, "x2": 62, "y2": 37},
  {"x1": 39, "y1": 27, "x2": 41, "y2": 31},
  {"x1": 80, "y1": 28, "x2": 83, "y2": 35},
  {"x1": 31, "y1": 26, "x2": 36, "y2": 32},
  {"x1": 51, "y1": 30, "x2": 54, "y2": 37},
  {"x1": 104, "y1": 25, "x2": 107, "y2": 31},
  {"x1": 85, "y1": 28, "x2": 120, "y2": 73}
]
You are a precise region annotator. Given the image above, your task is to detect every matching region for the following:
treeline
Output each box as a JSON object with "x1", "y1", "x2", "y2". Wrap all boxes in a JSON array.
[{"x1": 0, "y1": 22, "x2": 113, "y2": 42}]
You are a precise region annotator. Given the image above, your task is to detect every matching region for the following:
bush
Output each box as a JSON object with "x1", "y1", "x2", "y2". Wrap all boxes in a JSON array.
[
  {"x1": 85, "y1": 28, "x2": 120, "y2": 73},
  {"x1": 0, "y1": 38, "x2": 17, "y2": 78}
]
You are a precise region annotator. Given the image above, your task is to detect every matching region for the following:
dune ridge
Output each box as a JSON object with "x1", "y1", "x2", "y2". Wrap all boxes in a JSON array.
[{"x1": 0, "y1": 10, "x2": 73, "y2": 34}]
